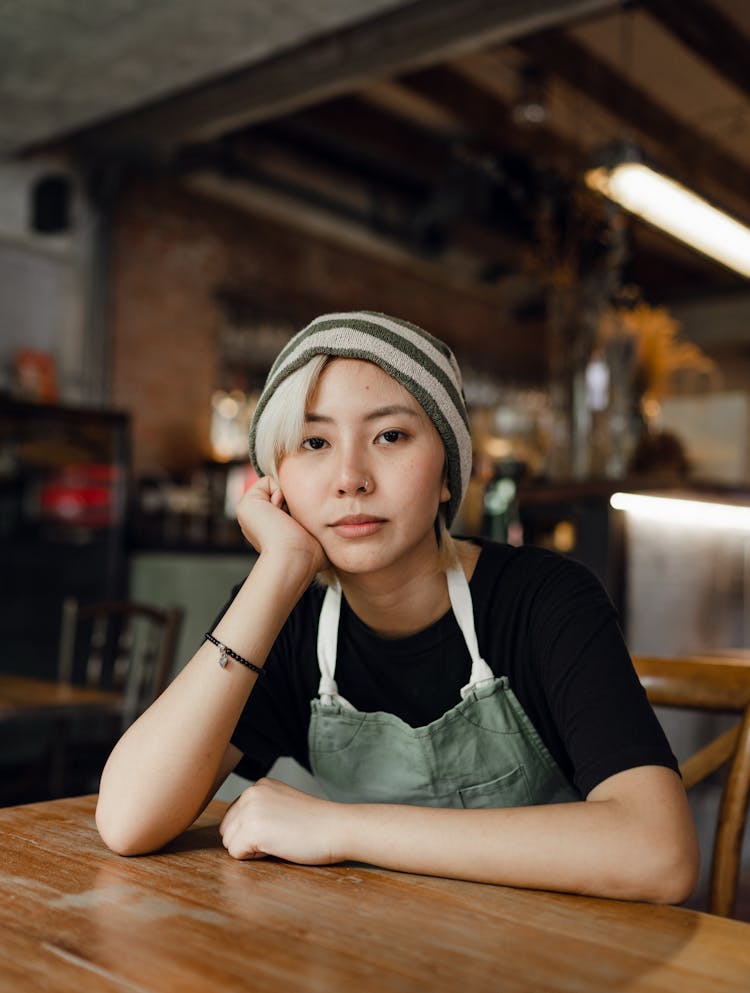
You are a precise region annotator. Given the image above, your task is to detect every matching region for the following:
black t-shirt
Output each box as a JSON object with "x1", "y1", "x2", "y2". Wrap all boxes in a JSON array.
[{"x1": 222, "y1": 539, "x2": 677, "y2": 797}]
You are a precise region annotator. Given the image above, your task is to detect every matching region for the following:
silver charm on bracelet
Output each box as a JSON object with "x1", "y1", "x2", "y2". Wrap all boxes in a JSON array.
[{"x1": 204, "y1": 632, "x2": 266, "y2": 676}]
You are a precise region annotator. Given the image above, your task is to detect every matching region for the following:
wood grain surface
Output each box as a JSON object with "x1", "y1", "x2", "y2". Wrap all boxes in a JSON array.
[
  {"x1": 1, "y1": 795, "x2": 749, "y2": 993},
  {"x1": 0, "y1": 675, "x2": 121, "y2": 720}
]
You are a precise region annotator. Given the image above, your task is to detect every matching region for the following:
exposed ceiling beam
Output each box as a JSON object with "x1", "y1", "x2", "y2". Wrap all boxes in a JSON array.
[
  {"x1": 265, "y1": 97, "x2": 453, "y2": 188},
  {"x1": 395, "y1": 64, "x2": 725, "y2": 287},
  {"x1": 189, "y1": 117, "x2": 532, "y2": 279},
  {"x1": 398, "y1": 65, "x2": 582, "y2": 169},
  {"x1": 257, "y1": 89, "x2": 570, "y2": 266},
  {"x1": 184, "y1": 171, "x2": 528, "y2": 307},
  {"x1": 219, "y1": 131, "x2": 418, "y2": 228},
  {"x1": 644, "y1": 0, "x2": 750, "y2": 100},
  {"x1": 57, "y1": 0, "x2": 616, "y2": 156},
  {"x1": 515, "y1": 29, "x2": 750, "y2": 220},
  {"x1": 201, "y1": 108, "x2": 714, "y2": 297},
  {"x1": 626, "y1": 223, "x2": 742, "y2": 296}
]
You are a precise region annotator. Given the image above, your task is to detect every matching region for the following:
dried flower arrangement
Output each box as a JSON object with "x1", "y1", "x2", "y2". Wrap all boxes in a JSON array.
[
  {"x1": 623, "y1": 303, "x2": 716, "y2": 402},
  {"x1": 598, "y1": 301, "x2": 717, "y2": 408}
]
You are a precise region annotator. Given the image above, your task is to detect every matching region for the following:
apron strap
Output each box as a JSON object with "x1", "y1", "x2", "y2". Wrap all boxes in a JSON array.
[
  {"x1": 316, "y1": 561, "x2": 493, "y2": 706},
  {"x1": 316, "y1": 582, "x2": 356, "y2": 709},
  {"x1": 445, "y1": 561, "x2": 496, "y2": 700}
]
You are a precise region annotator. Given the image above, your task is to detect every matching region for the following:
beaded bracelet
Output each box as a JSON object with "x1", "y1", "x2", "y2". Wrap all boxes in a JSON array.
[{"x1": 204, "y1": 632, "x2": 266, "y2": 677}]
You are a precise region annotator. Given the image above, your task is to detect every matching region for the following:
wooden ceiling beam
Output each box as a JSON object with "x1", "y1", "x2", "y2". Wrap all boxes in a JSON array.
[
  {"x1": 515, "y1": 30, "x2": 750, "y2": 217},
  {"x1": 265, "y1": 97, "x2": 453, "y2": 187},
  {"x1": 396, "y1": 64, "x2": 726, "y2": 288},
  {"x1": 626, "y1": 223, "x2": 743, "y2": 295},
  {"x1": 220, "y1": 130, "x2": 418, "y2": 225},
  {"x1": 644, "y1": 0, "x2": 750, "y2": 100},
  {"x1": 222, "y1": 117, "x2": 528, "y2": 274},
  {"x1": 57, "y1": 0, "x2": 617, "y2": 156},
  {"x1": 398, "y1": 65, "x2": 583, "y2": 170}
]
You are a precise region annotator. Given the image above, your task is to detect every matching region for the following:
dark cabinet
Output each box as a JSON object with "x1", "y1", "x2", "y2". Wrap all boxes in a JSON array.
[
  {"x1": 516, "y1": 482, "x2": 626, "y2": 620},
  {"x1": 0, "y1": 399, "x2": 130, "y2": 678}
]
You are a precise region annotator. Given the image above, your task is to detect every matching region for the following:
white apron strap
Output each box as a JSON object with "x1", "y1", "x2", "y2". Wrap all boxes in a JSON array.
[
  {"x1": 316, "y1": 563, "x2": 493, "y2": 706},
  {"x1": 445, "y1": 561, "x2": 496, "y2": 699},
  {"x1": 316, "y1": 582, "x2": 356, "y2": 709}
]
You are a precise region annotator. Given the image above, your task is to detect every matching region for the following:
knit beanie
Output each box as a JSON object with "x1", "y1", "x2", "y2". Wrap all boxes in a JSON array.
[{"x1": 248, "y1": 311, "x2": 472, "y2": 526}]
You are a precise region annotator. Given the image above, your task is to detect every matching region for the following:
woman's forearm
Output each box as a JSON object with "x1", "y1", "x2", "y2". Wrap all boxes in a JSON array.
[
  {"x1": 218, "y1": 767, "x2": 699, "y2": 904},
  {"x1": 96, "y1": 552, "x2": 316, "y2": 855},
  {"x1": 334, "y1": 767, "x2": 699, "y2": 904}
]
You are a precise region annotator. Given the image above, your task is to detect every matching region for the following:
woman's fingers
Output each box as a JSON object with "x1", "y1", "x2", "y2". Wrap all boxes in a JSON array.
[{"x1": 219, "y1": 778, "x2": 340, "y2": 864}]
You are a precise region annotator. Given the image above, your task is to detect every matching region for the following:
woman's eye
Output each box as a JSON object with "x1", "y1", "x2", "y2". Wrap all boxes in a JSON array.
[
  {"x1": 301, "y1": 437, "x2": 328, "y2": 451},
  {"x1": 378, "y1": 430, "x2": 405, "y2": 445}
]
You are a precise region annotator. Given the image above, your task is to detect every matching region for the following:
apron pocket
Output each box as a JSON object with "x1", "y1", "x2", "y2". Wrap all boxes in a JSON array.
[{"x1": 458, "y1": 766, "x2": 531, "y2": 809}]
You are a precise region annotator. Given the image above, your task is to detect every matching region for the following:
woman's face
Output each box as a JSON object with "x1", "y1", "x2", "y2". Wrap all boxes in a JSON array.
[{"x1": 277, "y1": 358, "x2": 450, "y2": 578}]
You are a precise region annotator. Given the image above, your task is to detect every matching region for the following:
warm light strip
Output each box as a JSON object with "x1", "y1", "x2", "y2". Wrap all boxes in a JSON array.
[
  {"x1": 585, "y1": 162, "x2": 750, "y2": 278},
  {"x1": 610, "y1": 492, "x2": 750, "y2": 532}
]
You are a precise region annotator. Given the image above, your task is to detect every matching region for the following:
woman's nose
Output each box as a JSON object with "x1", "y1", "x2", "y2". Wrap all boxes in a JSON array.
[{"x1": 335, "y1": 455, "x2": 372, "y2": 496}]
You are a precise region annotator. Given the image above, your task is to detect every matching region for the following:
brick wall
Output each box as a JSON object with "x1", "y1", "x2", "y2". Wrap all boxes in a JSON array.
[{"x1": 112, "y1": 179, "x2": 545, "y2": 476}]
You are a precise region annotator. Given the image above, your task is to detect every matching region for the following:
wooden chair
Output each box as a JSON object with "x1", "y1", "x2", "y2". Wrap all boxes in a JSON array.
[
  {"x1": 52, "y1": 598, "x2": 183, "y2": 794},
  {"x1": 633, "y1": 655, "x2": 750, "y2": 918},
  {"x1": 58, "y1": 599, "x2": 183, "y2": 724}
]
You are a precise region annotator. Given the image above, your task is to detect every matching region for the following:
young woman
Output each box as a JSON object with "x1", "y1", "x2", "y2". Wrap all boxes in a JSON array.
[{"x1": 97, "y1": 312, "x2": 699, "y2": 903}]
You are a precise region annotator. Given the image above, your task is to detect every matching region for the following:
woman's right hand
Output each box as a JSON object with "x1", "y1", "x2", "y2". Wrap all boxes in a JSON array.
[{"x1": 237, "y1": 476, "x2": 329, "y2": 575}]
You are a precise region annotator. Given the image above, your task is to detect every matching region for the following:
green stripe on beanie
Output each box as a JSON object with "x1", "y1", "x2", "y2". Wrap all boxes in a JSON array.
[{"x1": 249, "y1": 311, "x2": 472, "y2": 526}]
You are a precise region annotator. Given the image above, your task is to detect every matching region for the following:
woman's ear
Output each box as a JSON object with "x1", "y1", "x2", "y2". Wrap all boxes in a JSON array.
[
  {"x1": 438, "y1": 456, "x2": 451, "y2": 505},
  {"x1": 440, "y1": 468, "x2": 451, "y2": 505}
]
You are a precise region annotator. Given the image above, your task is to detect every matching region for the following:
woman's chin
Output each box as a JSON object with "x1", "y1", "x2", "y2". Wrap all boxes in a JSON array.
[
  {"x1": 323, "y1": 544, "x2": 391, "y2": 577},
  {"x1": 321, "y1": 527, "x2": 440, "y2": 579}
]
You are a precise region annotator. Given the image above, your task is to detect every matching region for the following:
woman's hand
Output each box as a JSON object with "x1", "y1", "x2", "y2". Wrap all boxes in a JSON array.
[
  {"x1": 219, "y1": 778, "x2": 345, "y2": 865},
  {"x1": 237, "y1": 476, "x2": 329, "y2": 575}
]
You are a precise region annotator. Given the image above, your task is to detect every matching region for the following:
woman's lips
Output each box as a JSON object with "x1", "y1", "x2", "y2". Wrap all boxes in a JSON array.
[{"x1": 330, "y1": 515, "x2": 386, "y2": 538}]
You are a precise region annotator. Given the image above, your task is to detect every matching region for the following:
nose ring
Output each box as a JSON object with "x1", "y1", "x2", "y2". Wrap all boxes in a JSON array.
[{"x1": 360, "y1": 479, "x2": 369, "y2": 492}]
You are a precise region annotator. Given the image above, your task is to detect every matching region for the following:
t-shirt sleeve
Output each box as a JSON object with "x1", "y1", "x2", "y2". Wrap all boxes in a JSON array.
[{"x1": 527, "y1": 553, "x2": 678, "y2": 797}]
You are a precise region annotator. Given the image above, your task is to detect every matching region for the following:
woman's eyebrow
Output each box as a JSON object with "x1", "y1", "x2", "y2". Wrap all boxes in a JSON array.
[
  {"x1": 305, "y1": 404, "x2": 420, "y2": 424},
  {"x1": 364, "y1": 405, "x2": 421, "y2": 421}
]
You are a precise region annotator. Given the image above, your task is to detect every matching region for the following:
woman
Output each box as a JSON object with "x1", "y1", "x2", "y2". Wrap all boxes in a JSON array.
[{"x1": 97, "y1": 311, "x2": 699, "y2": 903}]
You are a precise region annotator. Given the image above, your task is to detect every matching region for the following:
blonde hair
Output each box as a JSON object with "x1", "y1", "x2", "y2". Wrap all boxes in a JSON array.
[
  {"x1": 253, "y1": 354, "x2": 459, "y2": 582},
  {"x1": 253, "y1": 354, "x2": 330, "y2": 479}
]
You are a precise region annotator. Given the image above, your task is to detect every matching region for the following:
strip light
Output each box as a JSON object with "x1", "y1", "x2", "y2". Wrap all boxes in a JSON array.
[
  {"x1": 585, "y1": 161, "x2": 750, "y2": 278},
  {"x1": 610, "y1": 492, "x2": 750, "y2": 532}
]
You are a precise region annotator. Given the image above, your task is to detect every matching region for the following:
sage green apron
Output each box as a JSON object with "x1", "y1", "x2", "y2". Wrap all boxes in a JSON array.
[{"x1": 308, "y1": 561, "x2": 578, "y2": 809}]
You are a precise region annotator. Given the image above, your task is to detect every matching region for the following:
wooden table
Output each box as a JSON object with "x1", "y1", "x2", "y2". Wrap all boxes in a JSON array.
[
  {"x1": 0, "y1": 674, "x2": 121, "y2": 720},
  {"x1": 2, "y1": 796, "x2": 750, "y2": 993}
]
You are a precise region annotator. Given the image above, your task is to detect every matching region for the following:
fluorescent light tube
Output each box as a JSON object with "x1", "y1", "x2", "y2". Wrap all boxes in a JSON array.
[
  {"x1": 586, "y1": 162, "x2": 750, "y2": 278},
  {"x1": 610, "y1": 492, "x2": 750, "y2": 532}
]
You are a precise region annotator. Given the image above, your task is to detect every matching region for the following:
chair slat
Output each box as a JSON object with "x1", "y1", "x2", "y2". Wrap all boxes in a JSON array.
[
  {"x1": 53, "y1": 599, "x2": 183, "y2": 797},
  {"x1": 633, "y1": 653, "x2": 750, "y2": 918},
  {"x1": 680, "y1": 725, "x2": 740, "y2": 790},
  {"x1": 634, "y1": 656, "x2": 750, "y2": 711},
  {"x1": 57, "y1": 598, "x2": 78, "y2": 685},
  {"x1": 711, "y1": 707, "x2": 750, "y2": 917}
]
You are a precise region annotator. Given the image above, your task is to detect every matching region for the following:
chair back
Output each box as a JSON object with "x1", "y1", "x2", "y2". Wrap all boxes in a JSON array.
[
  {"x1": 633, "y1": 654, "x2": 750, "y2": 918},
  {"x1": 58, "y1": 599, "x2": 183, "y2": 728}
]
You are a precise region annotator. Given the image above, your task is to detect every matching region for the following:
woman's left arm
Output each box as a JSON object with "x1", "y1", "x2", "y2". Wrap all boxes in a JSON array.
[{"x1": 219, "y1": 764, "x2": 700, "y2": 904}]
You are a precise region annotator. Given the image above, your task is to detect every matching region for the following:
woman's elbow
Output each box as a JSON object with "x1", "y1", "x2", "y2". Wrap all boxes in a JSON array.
[
  {"x1": 592, "y1": 770, "x2": 701, "y2": 905},
  {"x1": 95, "y1": 796, "x2": 161, "y2": 856},
  {"x1": 96, "y1": 811, "x2": 140, "y2": 857},
  {"x1": 653, "y1": 843, "x2": 701, "y2": 905},
  {"x1": 633, "y1": 831, "x2": 701, "y2": 905}
]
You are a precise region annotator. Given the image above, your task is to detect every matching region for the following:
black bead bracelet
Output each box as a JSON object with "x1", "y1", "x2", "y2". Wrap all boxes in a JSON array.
[{"x1": 204, "y1": 632, "x2": 266, "y2": 676}]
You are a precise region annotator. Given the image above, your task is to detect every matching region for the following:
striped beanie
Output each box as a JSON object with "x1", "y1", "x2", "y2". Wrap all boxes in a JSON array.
[{"x1": 249, "y1": 311, "x2": 472, "y2": 526}]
